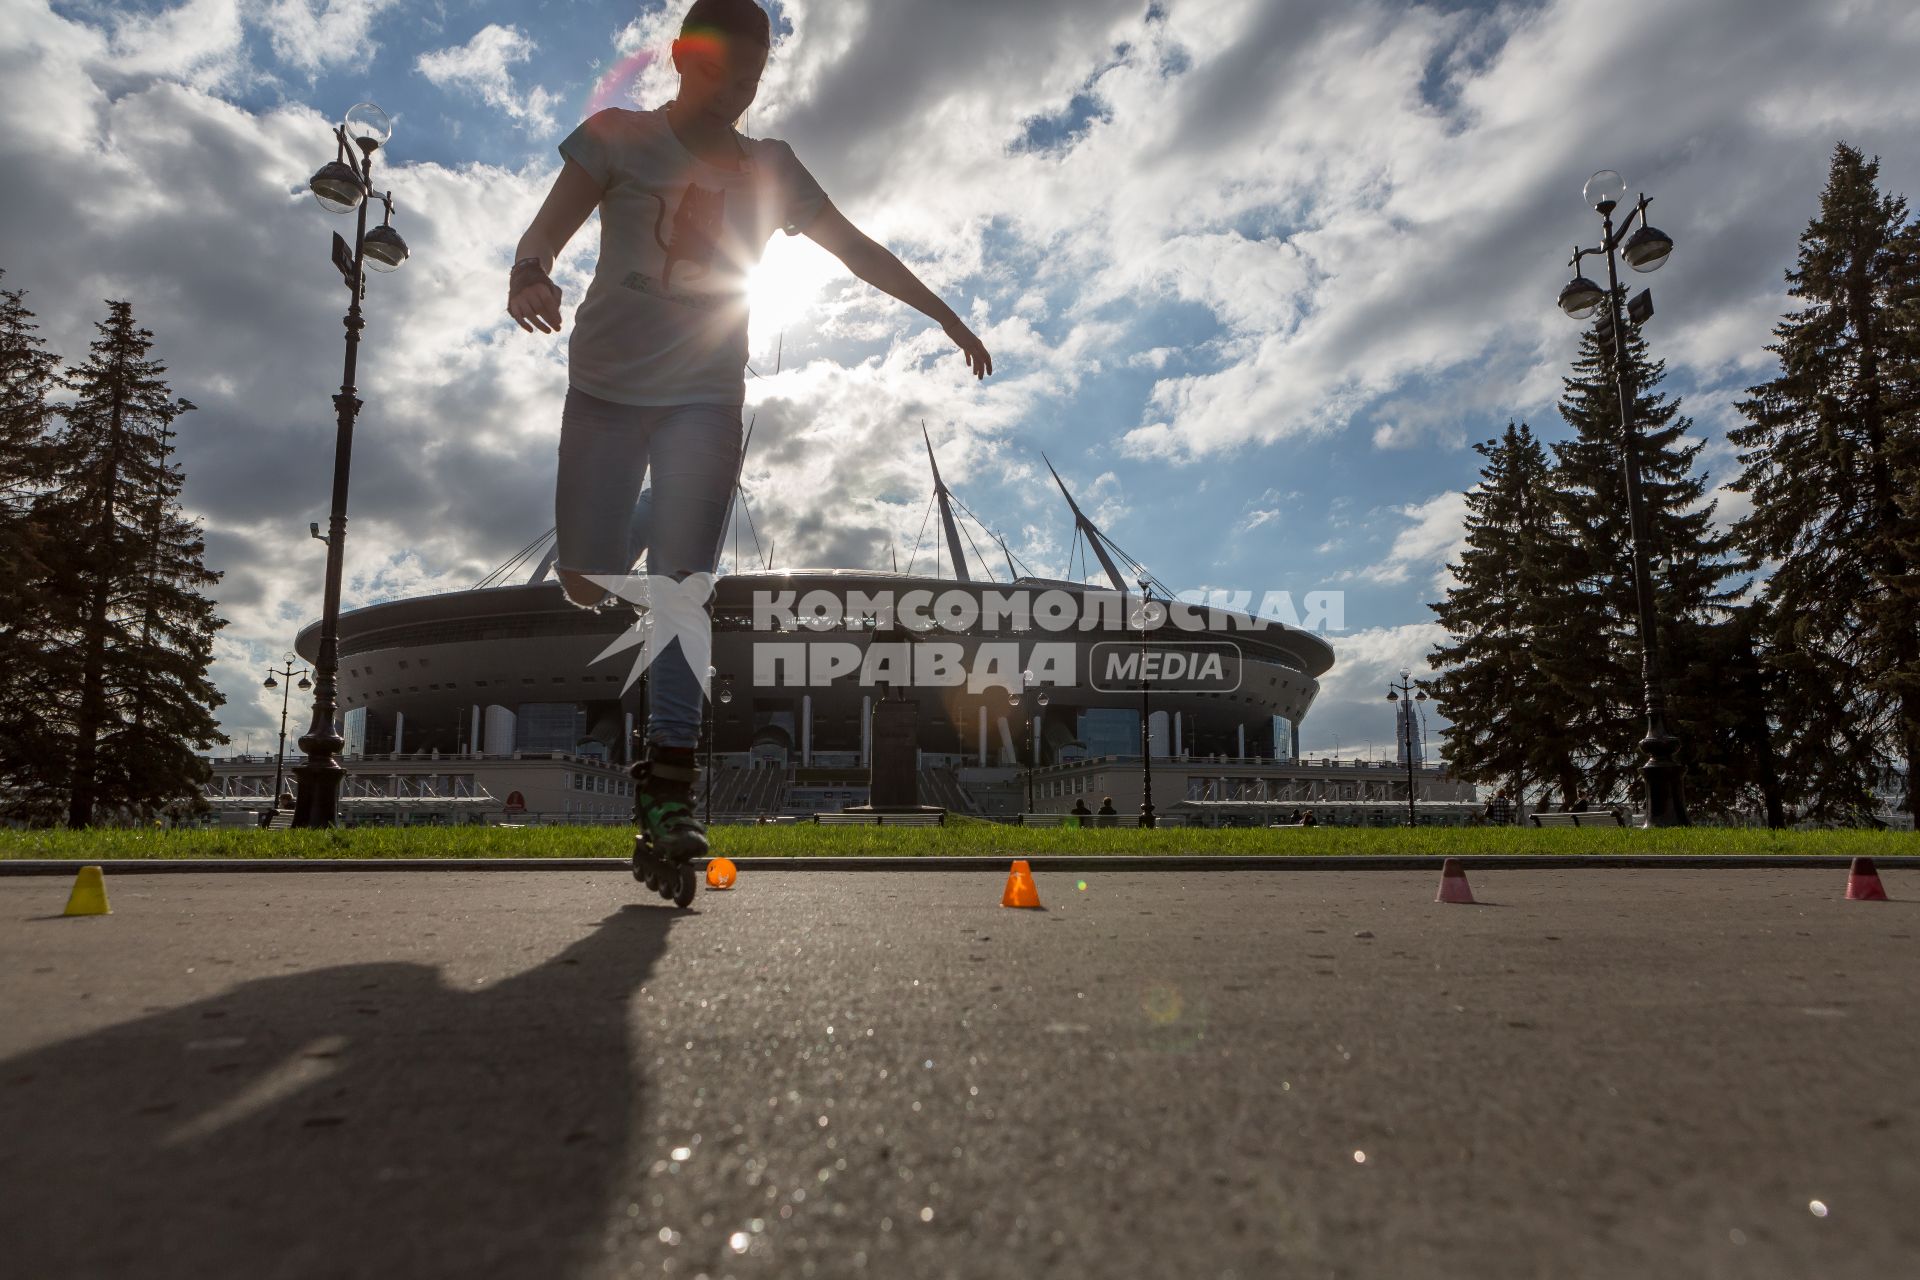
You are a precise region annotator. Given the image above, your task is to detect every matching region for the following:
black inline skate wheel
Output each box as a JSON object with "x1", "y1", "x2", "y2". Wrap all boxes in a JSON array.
[
  {"x1": 631, "y1": 834, "x2": 654, "y2": 887},
  {"x1": 672, "y1": 862, "x2": 697, "y2": 908}
]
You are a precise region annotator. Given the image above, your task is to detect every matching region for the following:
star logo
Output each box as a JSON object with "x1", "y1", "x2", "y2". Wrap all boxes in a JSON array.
[{"x1": 583, "y1": 571, "x2": 716, "y2": 698}]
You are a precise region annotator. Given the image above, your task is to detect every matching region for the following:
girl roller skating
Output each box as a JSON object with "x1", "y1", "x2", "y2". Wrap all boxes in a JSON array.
[{"x1": 507, "y1": 0, "x2": 992, "y2": 905}]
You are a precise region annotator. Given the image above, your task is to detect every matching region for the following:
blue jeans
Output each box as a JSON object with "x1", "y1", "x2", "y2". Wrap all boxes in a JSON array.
[{"x1": 554, "y1": 384, "x2": 742, "y2": 750}]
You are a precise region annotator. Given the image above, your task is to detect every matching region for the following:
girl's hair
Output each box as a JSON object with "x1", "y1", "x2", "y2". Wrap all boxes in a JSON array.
[{"x1": 681, "y1": 0, "x2": 771, "y2": 48}]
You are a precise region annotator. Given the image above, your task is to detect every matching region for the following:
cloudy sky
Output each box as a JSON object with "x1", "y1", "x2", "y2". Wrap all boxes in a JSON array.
[{"x1": 7, "y1": 0, "x2": 1920, "y2": 762}]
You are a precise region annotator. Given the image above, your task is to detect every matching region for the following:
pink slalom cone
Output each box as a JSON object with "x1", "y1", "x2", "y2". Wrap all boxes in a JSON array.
[
  {"x1": 1435, "y1": 857, "x2": 1476, "y2": 904},
  {"x1": 1845, "y1": 857, "x2": 1889, "y2": 901}
]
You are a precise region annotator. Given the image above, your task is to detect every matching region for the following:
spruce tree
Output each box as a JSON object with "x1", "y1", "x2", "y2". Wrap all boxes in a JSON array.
[
  {"x1": 34, "y1": 299, "x2": 228, "y2": 827},
  {"x1": 1728, "y1": 142, "x2": 1920, "y2": 822},
  {"x1": 1661, "y1": 600, "x2": 1787, "y2": 825},
  {"x1": 111, "y1": 417, "x2": 229, "y2": 823},
  {"x1": 1427, "y1": 421, "x2": 1583, "y2": 810},
  {"x1": 0, "y1": 271, "x2": 73, "y2": 824},
  {"x1": 1544, "y1": 291, "x2": 1745, "y2": 808}
]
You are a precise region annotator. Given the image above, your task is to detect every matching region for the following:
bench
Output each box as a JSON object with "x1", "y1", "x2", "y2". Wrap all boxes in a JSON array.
[
  {"x1": 1018, "y1": 813, "x2": 1139, "y2": 828},
  {"x1": 260, "y1": 810, "x2": 295, "y2": 831},
  {"x1": 814, "y1": 812, "x2": 946, "y2": 826},
  {"x1": 1019, "y1": 813, "x2": 1082, "y2": 827},
  {"x1": 1529, "y1": 810, "x2": 1626, "y2": 828}
]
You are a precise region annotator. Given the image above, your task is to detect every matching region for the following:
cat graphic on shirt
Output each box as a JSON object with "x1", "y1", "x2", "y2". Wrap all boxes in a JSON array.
[{"x1": 648, "y1": 184, "x2": 726, "y2": 290}]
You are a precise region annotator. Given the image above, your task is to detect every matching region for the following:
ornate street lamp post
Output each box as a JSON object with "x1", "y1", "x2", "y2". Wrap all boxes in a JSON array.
[
  {"x1": 1386, "y1": 668, "x2": 1426, "y2": 826},
  {"x1": 293, "y1": 103, "x2": 410, "y2": 828},
  {"x1": 262, "y1": 653, "x2": 312, "y2": 805},
  {"x1": 1008, "y1": 668, "x2": 1048, "y2": 818},
  {"x1": 1557, "y1": 170, "x2": 1686, "y2": 827}
]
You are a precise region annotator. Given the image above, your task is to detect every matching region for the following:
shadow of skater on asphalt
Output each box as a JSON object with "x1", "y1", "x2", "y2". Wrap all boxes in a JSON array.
[{"x1": 0, "y1": 903, "x2": 676, "y2": 1279}]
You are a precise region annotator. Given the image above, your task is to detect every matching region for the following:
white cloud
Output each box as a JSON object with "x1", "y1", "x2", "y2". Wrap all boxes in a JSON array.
[
  {"x1": 1296, "y1": 622, "x2": 1449, "y2": 759},
  {"x1": 260, "y1": 0, "x2": 399, "y2": 77},
  {"x1": 1359, "y1": 491, "x2": 1469, "y2": 588},
  {"x1": 1239, "y1": 486, "x2": 1291, "y2": 533},
  {"x1": 416, "y1": 24, "x2": 559, "y2": 133},
  {"x1": 101, "y1": 0, "x2": 252, "y2": 94}
]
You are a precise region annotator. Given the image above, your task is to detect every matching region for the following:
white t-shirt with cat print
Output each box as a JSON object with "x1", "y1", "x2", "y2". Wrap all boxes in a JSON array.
[{"x1": 556, "y1": 105, "x2": 830, "y2": 407}]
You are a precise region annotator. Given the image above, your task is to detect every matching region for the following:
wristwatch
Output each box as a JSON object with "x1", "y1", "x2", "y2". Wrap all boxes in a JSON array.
[{"x1": 510, "y1": 256, "x2": 551, "y2": 294}]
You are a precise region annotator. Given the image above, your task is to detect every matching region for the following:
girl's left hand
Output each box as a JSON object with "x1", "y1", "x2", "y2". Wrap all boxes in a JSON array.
[{"x1": 943, "y1": 317, "x2": 994, "y2": 380}]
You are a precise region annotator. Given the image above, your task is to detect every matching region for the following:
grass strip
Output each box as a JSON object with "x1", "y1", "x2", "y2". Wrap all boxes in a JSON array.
[{"x1": 3, "y1": 825, "x2": 1915, "y2": 862}]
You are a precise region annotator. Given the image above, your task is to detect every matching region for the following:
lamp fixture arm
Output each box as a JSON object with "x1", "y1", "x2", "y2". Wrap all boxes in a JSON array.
[{"x1": 1605, "y1": 194, "x2": 1654, "y2": 255}]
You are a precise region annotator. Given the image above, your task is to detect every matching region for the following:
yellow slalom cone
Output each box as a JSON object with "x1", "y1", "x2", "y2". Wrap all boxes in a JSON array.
[{"x1": 63, "y1": 865, "x2": 111, "y2": 916}]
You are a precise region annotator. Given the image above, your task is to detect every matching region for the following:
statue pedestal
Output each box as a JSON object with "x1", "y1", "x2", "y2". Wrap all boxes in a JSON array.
[
  {"x1": 869, "y1": 696, "x2": 918, "y2": 807},
  {"x1": 841, "y1": 696, "x2": 943, "y2": 818}
]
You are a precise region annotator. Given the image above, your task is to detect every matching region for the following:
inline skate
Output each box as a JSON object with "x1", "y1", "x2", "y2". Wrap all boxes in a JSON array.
[{"x1": 630, "y1": 742, "x2": 706, "y2": 907}]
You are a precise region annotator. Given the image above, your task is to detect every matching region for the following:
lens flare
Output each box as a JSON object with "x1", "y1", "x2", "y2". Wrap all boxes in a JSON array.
[
  {"x1": 676, "y1": 29, "x2": 731, "y2": 63},
  {"x1": 1141, "y1": 982, "x2": 1182, "y2": 1024},
  {"x1": 586, "y1": 47, "x2": 656, "y2": 116}
]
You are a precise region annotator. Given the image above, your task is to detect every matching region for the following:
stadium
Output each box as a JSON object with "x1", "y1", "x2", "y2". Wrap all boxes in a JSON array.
[{"x1": 215, "y1": 435, "x2": 1474, "y2": 825}]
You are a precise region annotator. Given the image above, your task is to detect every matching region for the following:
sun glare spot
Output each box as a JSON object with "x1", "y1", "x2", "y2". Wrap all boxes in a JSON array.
[{"x1": 747, "y1": 235, "x2": 834, "y2": 357}]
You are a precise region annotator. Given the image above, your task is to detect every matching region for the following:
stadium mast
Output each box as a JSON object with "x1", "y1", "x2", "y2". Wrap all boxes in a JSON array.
[
  {"x1": 922, "y1": 421, "x2": 973, "y2": 582},
  {"x1": 1042, "y1": 454, "x2": 1130, "y2": 593}
]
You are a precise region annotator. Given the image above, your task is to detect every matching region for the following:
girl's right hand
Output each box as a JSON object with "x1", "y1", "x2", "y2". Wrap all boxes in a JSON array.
[
  {"x1": 942, "y1": 315, "x2": 993, "y2": 380},
  {"x1": 508, "y1": 278, "x2": 564, "y2": 334}
]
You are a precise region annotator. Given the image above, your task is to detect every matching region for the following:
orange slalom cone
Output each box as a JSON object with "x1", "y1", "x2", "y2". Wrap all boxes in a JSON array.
[
  {"x1": 1001, "y1": 859, "x2": 1042, "y2": 909},
  {"x1": 1435, "y1": 857, "x2": 1475, "y2": 905},
  {"x1": 1845, "y1": 856, "x2": 1888, "y2": 901},
  {"x1": 705, "y1": 856, "x2": 737, "y2": 890},
  {"x1": 62, "y1": 865, "x2": 111, "y2": 916}
]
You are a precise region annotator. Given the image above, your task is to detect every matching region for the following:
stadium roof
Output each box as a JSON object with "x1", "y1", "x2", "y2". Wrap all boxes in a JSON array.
[{"x1": 475, "y1": 426, "x2": 1176, "y2": 600}]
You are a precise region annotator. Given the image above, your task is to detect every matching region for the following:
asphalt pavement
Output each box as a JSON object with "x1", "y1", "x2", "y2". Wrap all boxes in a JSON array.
[{"x1": 3, "y1": 866, "x2": 1916, "y2": 1279}]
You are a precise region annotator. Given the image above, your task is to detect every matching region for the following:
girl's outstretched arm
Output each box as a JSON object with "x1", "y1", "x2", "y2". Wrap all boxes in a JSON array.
[
  {"x1": 507, "y1": 157, "x2": 602, "y2": 334},
  {"x1": 801, "y1": 201, "x2": 994, "y2": 381}
]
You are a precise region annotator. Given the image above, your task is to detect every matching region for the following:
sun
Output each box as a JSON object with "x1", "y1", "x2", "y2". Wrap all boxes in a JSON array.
[{"x1": 746, "y1": 232, "x2": 836, "y2": 359}]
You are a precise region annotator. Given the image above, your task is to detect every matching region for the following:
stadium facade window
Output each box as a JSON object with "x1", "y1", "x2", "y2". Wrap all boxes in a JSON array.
[
  {"x1": 1077, "y1": 708, "x2": 1137, "y2": 758},
  {"x1": 518, "y1": 703, "x2": 584, "y2": 754}
]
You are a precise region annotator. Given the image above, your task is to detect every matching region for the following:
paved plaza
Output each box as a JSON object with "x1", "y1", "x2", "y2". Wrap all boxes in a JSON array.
[{"x1": 3, "y1": 867, "x2": 1916, "y2": 1278}]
